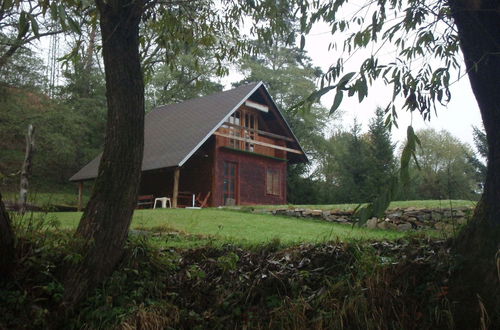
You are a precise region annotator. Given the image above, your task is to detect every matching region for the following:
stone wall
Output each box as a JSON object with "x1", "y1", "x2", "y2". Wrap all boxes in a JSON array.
[{"x1": 261, "y1": 206, "x2": 473, "y2": 231}]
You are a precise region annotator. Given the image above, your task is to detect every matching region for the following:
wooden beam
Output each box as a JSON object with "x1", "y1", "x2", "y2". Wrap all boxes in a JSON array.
[
  {"x1": 77, "y1": 182, "x2": 83, "y2": 211},
  {"x1": 222, "y1": 122, "x2": 295, "y2": 142},
  {"x1": 213, "y1": 132, "x2": 303, "y2": 154},
  {"x1": 172, "y1": 167, "x2": 180, "y2": 208}
]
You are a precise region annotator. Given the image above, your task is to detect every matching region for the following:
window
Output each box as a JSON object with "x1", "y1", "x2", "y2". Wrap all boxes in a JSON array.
[
  {"x1": 224, "y1": 109, "x2": 258, "y2": 151},
  {"x1": 228, "y1": 111, "x2": 241, "y2": 148},
  {"x1": 244, "y1": 112, "x2": 256, "y2": 151},
  {"x1": 223, "y1": 162, "x2": 237, "y2": 205},
  {"x1": 266, "y1": 168, "x2": 280, "y2": 196}
]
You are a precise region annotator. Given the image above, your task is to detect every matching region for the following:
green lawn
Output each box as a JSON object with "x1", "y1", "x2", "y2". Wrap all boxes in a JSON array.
[
  {"x1": 4, "y1": 190, "x2": 90, "y2": 207},
  {"x1": 249, "y1": 199, "x2": 476, "y2": 211},
  {"x1": 51, "y1": 208, "x2": 415, "y2": 248}
]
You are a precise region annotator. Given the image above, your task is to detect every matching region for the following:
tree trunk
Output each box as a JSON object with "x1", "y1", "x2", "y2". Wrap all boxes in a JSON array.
[
  {"x1": 449, "y1": 0, "x2": 500, "y2": 326},
  {"x1": 62, "y1": 0, "x2": 145, "y2": 309},
  {"x1": 0, "y1": 192, "x2": 15, "y2": 279},
  {"x1": 19, "y1": 124, "x2": 35, "y2": 215}
]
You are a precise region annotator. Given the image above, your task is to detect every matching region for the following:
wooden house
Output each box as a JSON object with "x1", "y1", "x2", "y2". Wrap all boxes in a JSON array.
[{"x1": 70, "y1": 82, "x2": 307, "y2": 209}]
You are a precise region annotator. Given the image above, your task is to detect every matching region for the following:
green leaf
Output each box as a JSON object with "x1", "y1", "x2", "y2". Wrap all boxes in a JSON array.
[
  {"x1": 58, "y1": 4, "x2": 68, "y2": 30},
  {"x1": 50, "y1": 2, "x2": 59, "y2": 21},
  {"x1": 28, "y1": 14, "x2": 39, "y2": 37},
  {"x1": 2, "y1": 0, "x2": 13, "y2": 10},
  {"x1": 337, "y1": 72, "x2": 355, "y2": 89},
  {"x1": 67, "y1": 16, "x2": 81, "y2": 34},
  {"x1": 18, "y1": 11, "x2": 29, "y2": 37},
  {"x1": 357, "y1": 78, "x2": 368, "y2": 102},
  {"x1": 330, "y1": 89, "x2": 343, "y2": 114},
  {"x1": 400, "y1": 125, "x2": 419, "y2": 185}
]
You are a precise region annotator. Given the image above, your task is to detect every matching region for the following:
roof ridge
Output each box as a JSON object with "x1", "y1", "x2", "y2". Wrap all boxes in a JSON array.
[{"x1": 153, "y1": 81, "x2": 262, "y2": 112}]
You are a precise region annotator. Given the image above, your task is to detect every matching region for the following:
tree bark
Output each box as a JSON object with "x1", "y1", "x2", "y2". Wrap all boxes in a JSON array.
[
  {"x1": 449, "y1": 0, "x2": 500, "y2": 326},
  {"x1": 19, "y1": 124, "x2": 35, "y2": 215},
  {"x1": 62, "y1": 0, "x2": 146, "y2": 309},
  {"x1": 0, "y1": 192, "x2": 15, "y2": 279}
]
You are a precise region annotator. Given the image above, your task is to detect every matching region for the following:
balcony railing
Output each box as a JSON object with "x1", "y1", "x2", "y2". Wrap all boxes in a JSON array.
[{"x1": 214, "y1": 123, "x2": 303, "y2": 159}]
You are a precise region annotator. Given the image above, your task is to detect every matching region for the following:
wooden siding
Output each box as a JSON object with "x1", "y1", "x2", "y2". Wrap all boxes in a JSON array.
[
  {"x1": 214, "y1": 147, "x2": 287, "y2": 206},
  {"x1": 215, "y1": 127, "x2": 288, "y2": 159}
]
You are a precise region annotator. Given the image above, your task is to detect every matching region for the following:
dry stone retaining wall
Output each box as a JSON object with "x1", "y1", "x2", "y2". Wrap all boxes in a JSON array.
[{"x1": 262, "y1": 206, "x2": 473, "y2": 231}]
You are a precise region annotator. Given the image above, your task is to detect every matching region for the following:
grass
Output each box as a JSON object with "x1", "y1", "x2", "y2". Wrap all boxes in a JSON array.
[
  {"x1": 51, "y1": 208, "x2": 413, "y2": 248},
  {"x1": 249, "y1": 199, "x2": 476, "y2": 211},
  {"x1": 3, "y1": 190, "x2": 90, "y2": 207}
]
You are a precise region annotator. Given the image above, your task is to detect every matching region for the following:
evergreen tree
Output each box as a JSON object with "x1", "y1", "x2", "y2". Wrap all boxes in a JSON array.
[
  {"x1": 318, "y1": 120, "x2": 372, "y2": 203},
  {"x1": 469, "y1": 125, "x2": 487, "y2": 189},
  {"x1": 366, "y1": 108, "x2": 396, "y2": 199}
]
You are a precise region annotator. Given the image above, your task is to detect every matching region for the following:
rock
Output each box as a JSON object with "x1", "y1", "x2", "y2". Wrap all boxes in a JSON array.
[
  {"x1": 456, "y1": 217, "x2": 468, "y2": 225},
  {"x1": 431, "y1": 211, "x2": 443, "y2": 221},
  {"x1": 377, "y1": 221, "x2": 396, "y2": 230},
  {"x1": 397, "y1": 223, "x2": 413, "y2": 231},
  {"x1": 416, "y1": 213, "x2": 431, "y2": 221},
  {"x1": 311, "y1": 209, "x2": 323, "y2": 216},
  {"x1": 434, "y1": 222, "x2": 450, "y2": 231},
  {"x1": 324, "y1": 215, "x2": 336, "y2": 222},
  {"x1": 453, "y1": 210, "x2": 465, "y2": 217},
  {"x1": 444, "y1": 224, "x2": 455, "y2": 231},
  {"x1": 367, "y1": 217, "x2": 378, "y2": 229},
  {"x1": 386, "y1": 211, "x2": 403, "y2": 218}
]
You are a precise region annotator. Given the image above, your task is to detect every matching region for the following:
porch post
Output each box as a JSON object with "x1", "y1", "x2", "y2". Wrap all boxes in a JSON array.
[
  {"x1": 77, "y1": 182, "x2": 84, "y2": 211},
  {"x1": 172, "y1": 167, "x2": 180, "y2": 208}
]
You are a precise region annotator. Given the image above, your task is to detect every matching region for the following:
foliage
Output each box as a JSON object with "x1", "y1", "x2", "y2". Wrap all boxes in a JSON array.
[
  {"x1": 0, "y1": 84, "x2": 102, "y2": 188},
  {"x1": 0, "y1": 0, "x2": 83, "y2": 69},
  {"x1": 1, "y1": 221, "x2": 476, "y2": 329},
  {"x1": 145, "y1": 51, "x2": 223, "y2": 110},
  {"x1": 0, "y1": 47, "x2": 46, "y2": 89},
  {"x1": 301, "y1": 0, "x2": 460, "y2": 123},
  {"x1": 316, "y1": 111, "x2": 396, "y2": 204},
  {"x1": 467, "y1": 125, "x2": 487, "y2": 188},
  {"x1": 366, "y1": 107, "x2": 396, "y2": 198},
  {"x1": 321, "y1": 120, "x2": 372, "y2": 203},
  {"x1": 400, "y1": 128, "x2": 479, "y2": 200}
]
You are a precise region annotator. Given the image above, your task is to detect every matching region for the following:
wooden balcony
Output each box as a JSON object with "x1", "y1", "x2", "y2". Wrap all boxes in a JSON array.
[{"x1": 214, "y1": 124, "x2": 303, "y2": 159}]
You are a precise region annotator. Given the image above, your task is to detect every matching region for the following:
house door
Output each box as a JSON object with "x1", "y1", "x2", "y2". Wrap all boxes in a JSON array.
[{"x1": 223, "y1": 161, "x2": 238, "y2": 205}]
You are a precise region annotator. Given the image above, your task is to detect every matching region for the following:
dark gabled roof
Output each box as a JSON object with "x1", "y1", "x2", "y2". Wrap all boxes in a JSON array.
[{"x1": 70, "y1": 82, "x2": 306, "y2": 182}]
